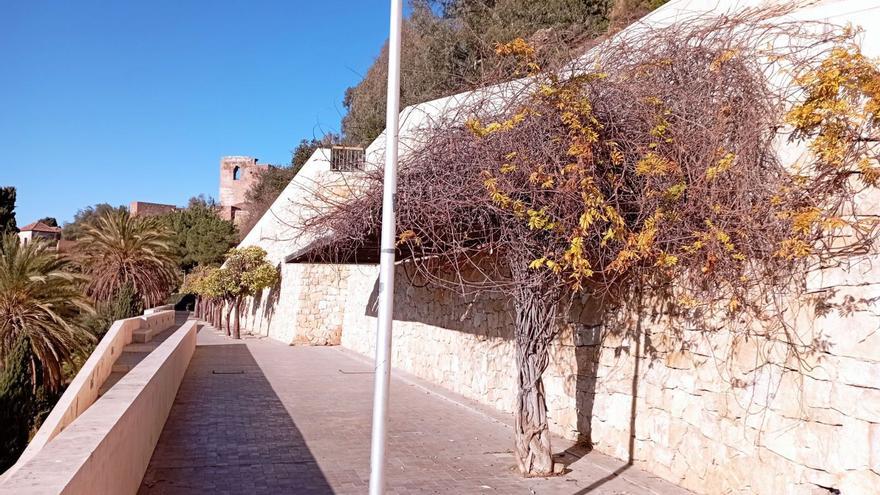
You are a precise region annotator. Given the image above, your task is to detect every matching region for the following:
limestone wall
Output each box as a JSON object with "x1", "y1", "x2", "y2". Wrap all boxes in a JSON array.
[
  {"x1": 235, "y1": 255, "x2": 879, "y2": 494},
  {"x1": 332, "y1": 262, "x2": 880, "y2": 495},
  {"x1": 293, "y1": 264, "x2": 348, "y2": 345},
  {"x1": 339, "y1": 264, "x2": 592, "y2": 436},
  {"x1": 129, "y1": 201, "x2": 178, "y2": 218},
  {"x1": 218, "y1": 156, "x2": 266, "y2": 208},
  {"x1": 238, "y1": 262, "x2": 349, "y2": 346},
  {"x1": 235, "y1": 252, "x2": 880, "y2": 494}
]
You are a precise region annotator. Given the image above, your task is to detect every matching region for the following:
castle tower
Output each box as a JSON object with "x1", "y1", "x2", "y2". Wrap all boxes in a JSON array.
[
  {"x1": 219, "y1": 156, "x2": 266, "y2": 208},
  {"x1": 218, "y1": 156, "x2": 267, "y2": 226}
]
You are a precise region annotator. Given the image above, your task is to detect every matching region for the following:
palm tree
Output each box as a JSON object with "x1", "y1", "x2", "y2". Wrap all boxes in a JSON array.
[
  {"x1": 0, "y1": 235, "x2": 94, "y2": 391},
  {"x1": 76, "y1": 209, "x2": 179, "y2": 308}
]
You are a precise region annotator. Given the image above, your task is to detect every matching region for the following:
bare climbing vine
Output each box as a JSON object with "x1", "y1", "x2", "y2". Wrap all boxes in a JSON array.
[{"x1": 303, "y1": 5, "x2": 880, "y2": 476}]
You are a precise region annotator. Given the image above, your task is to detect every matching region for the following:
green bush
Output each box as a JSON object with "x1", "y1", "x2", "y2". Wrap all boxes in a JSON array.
[{"x1": 0, "y1": 338, "x2": 60, "y2": 471}]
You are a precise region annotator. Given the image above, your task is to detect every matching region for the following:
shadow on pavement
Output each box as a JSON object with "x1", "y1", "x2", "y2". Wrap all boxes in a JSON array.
[{"x1": 139, "y1": 342, "x2": 333, "y2": 494}]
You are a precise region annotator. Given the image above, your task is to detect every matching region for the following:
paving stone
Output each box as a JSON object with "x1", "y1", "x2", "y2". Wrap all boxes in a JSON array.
[{"x1": 139, "y1": 323, "x2": 692, "y2": 494}]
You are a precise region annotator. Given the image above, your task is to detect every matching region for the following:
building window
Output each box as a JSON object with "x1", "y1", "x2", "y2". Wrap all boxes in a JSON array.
[
  {"x1": 331, "y1": 146, "x2": 365, "y2": 172},
  {"x1": 233, "y1": 166, "x2": 242, "y2": 180}
]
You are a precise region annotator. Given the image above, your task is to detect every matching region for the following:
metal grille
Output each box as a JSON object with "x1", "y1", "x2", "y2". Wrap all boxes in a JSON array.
[{"x1": 331, "y1": 146, "x2": 365, "y2": 171}]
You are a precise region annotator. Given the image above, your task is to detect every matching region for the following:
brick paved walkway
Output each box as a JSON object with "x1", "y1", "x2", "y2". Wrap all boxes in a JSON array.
[{"x1": 140, "y1": 324, "x2": 692, "y2": 495}]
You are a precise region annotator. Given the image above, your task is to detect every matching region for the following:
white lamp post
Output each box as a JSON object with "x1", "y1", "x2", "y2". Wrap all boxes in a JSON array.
[{"x1": 368, "y1": 0, "x2": 403, "y2": 494}]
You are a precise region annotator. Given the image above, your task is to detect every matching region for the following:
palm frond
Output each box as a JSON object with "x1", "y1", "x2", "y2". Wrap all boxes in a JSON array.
[{"x1": 0, "y1": 235, "x2": 94, "y2": 390}]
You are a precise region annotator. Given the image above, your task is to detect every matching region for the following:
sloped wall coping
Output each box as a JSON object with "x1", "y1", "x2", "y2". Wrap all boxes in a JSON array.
[
  {"x1": 0, "y1": 319, "x2": 199, "y2": 494},
  {"x1": 1, "y1": 309, "x2": 176, "y2": 479}
]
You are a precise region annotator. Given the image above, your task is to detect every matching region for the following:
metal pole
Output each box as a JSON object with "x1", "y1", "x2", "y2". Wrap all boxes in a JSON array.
[{"x1": 369, "y1": 0, "x2": 403, "y2": 493}]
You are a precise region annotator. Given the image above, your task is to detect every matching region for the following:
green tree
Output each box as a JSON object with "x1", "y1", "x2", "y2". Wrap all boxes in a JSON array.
[
  {"x1": 608, "y1": 0, "x2": 669, "y2": 28},
  {"x1": 62, "y1": 203, "x2": 127, "y2": 240},
  {"x1": 36, "y1": 217, "x2": 58, "y2": 228},
  {"x1": 78, "y1": 283, "x2": 143, "y2": 343},
  {"x1": 182, "y1": 265, "x2": 227, "y2": 332},
  {"x1": 0, "y1": 337, "x2": 60, "y2": 471},
  {"x1": 291, "y1": 137, "x2": 326, "y2": 171},
  {"x1": 341, "y1": 0, "x2": 617, "y2": 145},
  {"x1": 183, "y1": 249, "x2": 278, "y2": 338},
  {"x1": 0, "y1": 235, "x2": 94, "y2": 391},
  {"x1": 0, "y1": 187, "x2": 17, "y2": 235},
  {"x1": 75, "y1": 209, "x2": 179, "y2": 307},
  {"x1": 220, "y1": 247, "x2": 279, "y2": 339},
  {"x1": 162, "y1": 201, "x2": 238, "y2": 272}
]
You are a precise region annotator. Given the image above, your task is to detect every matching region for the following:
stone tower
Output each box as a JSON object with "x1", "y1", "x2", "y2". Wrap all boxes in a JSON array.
[
  {"x1": 219, "y1": 156, "x2": 266, "y2": 207},
  {"x1": 218, "y1": 156, "x2": 267, "y2": 226}
]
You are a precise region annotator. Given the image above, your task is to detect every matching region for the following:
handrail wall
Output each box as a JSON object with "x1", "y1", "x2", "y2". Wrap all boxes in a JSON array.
[
  {"x1": 0, "y1": 319, "x2": 199, "y2": 494},
  {"x1": 1, "y1": 309, "x2": 176, "y2": 479}
]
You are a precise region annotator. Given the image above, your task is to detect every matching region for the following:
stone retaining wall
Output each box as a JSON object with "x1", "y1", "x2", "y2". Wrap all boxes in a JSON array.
[
  {"x1": 241, "y1": 261, "x2": 879, "y2": 495},
  {"x1": 238, "y1": 262, "x2": 348, "y2": 345}
]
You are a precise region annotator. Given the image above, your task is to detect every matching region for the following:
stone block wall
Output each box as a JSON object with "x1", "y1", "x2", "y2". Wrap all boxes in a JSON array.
[
  {"x1": 339, "y1": 264, "x2": 592, "y2": 436},
  {"x1": 238, "y1": 263, "x2": 350, "y2": 346},
  {"x1": 237, "y1": 257, "x2": 880, "y2": 494},
  {"x1": 238, "y1": 263, "x2": 297, "y2": 343},
  {"x1": 293, "y1": 264, "x2": 348, "y2": 345},
  {"x1": 218, "y1": 156, "x2": 266, "y2": 208},
  {"x1": 335, "y1": 263, "x2": 880, "y2": 495},
  {"x1": 129, "y1": 202, "x2": 178, "y2": 217}
]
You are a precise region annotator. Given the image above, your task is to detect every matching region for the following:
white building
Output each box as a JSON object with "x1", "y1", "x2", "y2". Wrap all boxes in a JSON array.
[{"x1": 17, "y1": 221, "x2": 62, "y2": 246}]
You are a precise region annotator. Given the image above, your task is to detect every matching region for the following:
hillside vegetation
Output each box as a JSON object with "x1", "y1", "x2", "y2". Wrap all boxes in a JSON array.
[
  {"x1": 341, "y1": 0, "x2": 668, "y2": 145},
  {"x1": 244, "y1": 0, "x2": 667, "y2": 228}
]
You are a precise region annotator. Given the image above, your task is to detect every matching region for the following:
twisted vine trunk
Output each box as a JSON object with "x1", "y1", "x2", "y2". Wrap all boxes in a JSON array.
[{"x1": 513, "y1": 288, "x2": 558, "y2": 477}]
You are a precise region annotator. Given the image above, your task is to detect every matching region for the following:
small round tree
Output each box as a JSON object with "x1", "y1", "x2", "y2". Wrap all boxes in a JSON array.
[
  {"x1": 221, "y1": 247, "x2": 279, "y2": 339},
  {"x1": 183, "y1": 249, "x2": 278, "y2": 339},
  {"x1": 183, "y1": 265, "x2": 226, "y2": 331}
]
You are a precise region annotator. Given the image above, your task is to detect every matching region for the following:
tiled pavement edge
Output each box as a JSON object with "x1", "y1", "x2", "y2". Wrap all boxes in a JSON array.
[{"x1": 140, "y1": 323, "x2": 693, "y2": 495}]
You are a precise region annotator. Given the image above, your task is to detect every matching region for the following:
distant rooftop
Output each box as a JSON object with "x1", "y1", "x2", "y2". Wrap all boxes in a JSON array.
[{"x1": 19, "y1": 221, "x2": 62, "y2": 233}]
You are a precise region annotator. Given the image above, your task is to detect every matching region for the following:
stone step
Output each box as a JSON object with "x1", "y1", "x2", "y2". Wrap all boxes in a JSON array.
[
  {"x1": 125, "y1": 342, "x2": 160, "y2": 353},
  {"x1": 111, "y1": 351, "x2": 149, "y2": 373},
  {"x1": 97, "y1": 371, "x2": 126, "y2": 397},
  {"x1": 132, "y1": 326, "x2": 163, "y2": 344}
]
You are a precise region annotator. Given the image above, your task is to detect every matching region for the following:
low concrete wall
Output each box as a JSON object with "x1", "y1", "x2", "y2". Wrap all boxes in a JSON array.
[
  {"x1": 4, "y1": 309, "x2": 176, "y2": 476},
  {"x1": 143, "y1": 304, "x2": 174, "y2": 315},
  {"x1": 0, "y1": 319, "x2": 199, "y2": 495}
]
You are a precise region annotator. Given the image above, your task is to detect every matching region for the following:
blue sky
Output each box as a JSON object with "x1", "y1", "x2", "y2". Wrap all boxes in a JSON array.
[{"x1": 1, "y1": 1, "x2": 403, "y2": 225}]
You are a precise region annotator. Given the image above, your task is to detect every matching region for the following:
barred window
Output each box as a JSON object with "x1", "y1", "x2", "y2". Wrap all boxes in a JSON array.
[{"x1": 331, "y1": 146, "x2": 365, "y2": 171}]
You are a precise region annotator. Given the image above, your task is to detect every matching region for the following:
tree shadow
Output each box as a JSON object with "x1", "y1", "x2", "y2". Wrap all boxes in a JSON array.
[
  {"x1": 138, "y1": 342, "x2": 333, "y2": 494},
  {"x1": 365, "y1": 270, "x2": 617, "y2": 441},
  {"x1": 246, "y1": 266, "x2": 281, "y2": 336},
  {"x1": 362, "y1": 265, "x2": 648, "y2": 494},
  {"x1": 566, "y1": 300, "x2": 644, "y2": 494}
]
